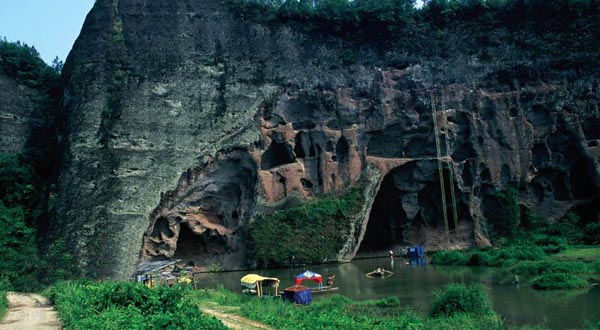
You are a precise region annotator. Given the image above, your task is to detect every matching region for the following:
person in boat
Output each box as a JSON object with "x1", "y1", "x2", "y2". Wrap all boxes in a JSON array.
[
  {"x1": 389, "y1": 250, "x2": 394, "y2": 258},
  {"x1": 376, "y1": 267, "x2": 383, "y2": 274},
  {"x1": 326, "y1": 274, "x2": 335, "y2": 287}
]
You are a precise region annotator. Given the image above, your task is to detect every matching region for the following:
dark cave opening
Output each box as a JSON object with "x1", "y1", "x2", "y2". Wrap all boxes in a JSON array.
[
  {"x1": 359, "y1": 173, "x2": 406, "y2": 252},
  {"x1": 359, "y1": 162, "x2": 462, "y2": 254},
  {"x1": 173, "y1": 223, "x2": 227, "y2": 262},
  {"x1": 261, "y1": 140, "x2": 296, "y2": 170},
  {"x1": 150, "y1": 217, "x2": 174, "y2": 239},
  {"x1": 336, "y1": 137, "x2": 350, "y2": 163}
]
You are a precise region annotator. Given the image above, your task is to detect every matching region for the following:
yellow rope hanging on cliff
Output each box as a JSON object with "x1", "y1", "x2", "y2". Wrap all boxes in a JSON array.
[{"x1": 431, "y1": 94, "x2": 449, "y2": 234}]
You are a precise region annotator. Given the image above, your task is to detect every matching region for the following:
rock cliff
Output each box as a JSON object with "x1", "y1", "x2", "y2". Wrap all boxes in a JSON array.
[{"x1": 57, "y1": 0, "x2": 600, "y2": 278}]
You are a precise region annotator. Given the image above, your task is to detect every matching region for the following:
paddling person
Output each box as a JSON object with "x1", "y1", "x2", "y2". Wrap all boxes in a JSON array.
[
  {"x1": 389, "y1": 250, "x2": 394, "y2": 258},
  {"x1": 326, "y1": 274, "x2": 335, "y2": 287},
  {"x1": 376, "y1": 267, "x2": 383, "y2": 275}
]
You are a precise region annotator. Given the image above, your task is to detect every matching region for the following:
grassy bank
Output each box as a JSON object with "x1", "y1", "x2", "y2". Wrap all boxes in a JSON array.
[
  {"x1": 431, "y1": 245, "x2": 600, "y2": 290},
  {"x1": 190, "y1": 284, "x2": 553, "y2": 330},
  {"x1": 45, "y1": 281, "x2": 227, "y2": 330}
]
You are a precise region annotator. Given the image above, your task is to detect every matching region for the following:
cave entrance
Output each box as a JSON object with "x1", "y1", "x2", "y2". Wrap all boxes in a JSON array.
[
  {"x1": 358, "y1": 172, "x2": 407, "y2": 254},
  {"x1": 357, "y1": 161, "x2": 461, "y2": 255},
  {"x1": 173, "y1": 223, "x2": 227, "y2": 265}
]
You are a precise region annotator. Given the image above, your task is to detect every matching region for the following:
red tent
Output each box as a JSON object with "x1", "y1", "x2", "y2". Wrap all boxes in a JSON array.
[{"x1": 295, "y1": 270, "x2": 322, "y2": 285}]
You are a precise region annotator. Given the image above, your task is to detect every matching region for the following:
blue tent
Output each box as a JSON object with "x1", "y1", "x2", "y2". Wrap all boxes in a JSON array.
[{"x1": 282, "y1": 285, "x2": 312, "y2": 305}]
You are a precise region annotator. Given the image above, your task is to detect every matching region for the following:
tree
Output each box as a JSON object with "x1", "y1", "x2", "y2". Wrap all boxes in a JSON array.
[{"x1": 51, "y1": 56, "x2": 63, "y2": 73}]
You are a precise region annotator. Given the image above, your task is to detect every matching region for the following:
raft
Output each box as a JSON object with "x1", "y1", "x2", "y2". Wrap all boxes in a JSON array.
[{"x1": 365, "y1": 269, "x2": 394, "y2": 277}]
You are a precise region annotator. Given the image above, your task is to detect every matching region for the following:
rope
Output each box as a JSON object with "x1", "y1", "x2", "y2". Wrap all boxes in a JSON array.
[{"x1": 431, "y1": 94, "x2": 449, "y2": 233}]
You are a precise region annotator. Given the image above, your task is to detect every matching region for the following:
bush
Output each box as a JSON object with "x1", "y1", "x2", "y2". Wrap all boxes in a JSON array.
[
  {"x1": 47, "y1": 281, "x2": 227, "y2": 330},
  {"x1": 528, "y1": 235, "x2": 568, "y2": 254},
  {"x1": 430, "y1": 250, "x2": 471, "y2": 266},
  {"x1": 510, "y1": 261, "x2": 591, "y2": 277},
  {"x1": 531, "y1": 273, "x2": 590, "y2": 290},
  {"x1": 583, "y1": 221, "x2": 600, "y2": 245},
  {"x1": 496, "y1": 245, "x2": 546, "y2": 261},
  {"x1": 0, "y1": 201, "x2": 40, "y2": 291},
  {"x1": 430, "y1": 283, "x2": 493, "y2": 317},
  {"x1": 0, "y1": 291, "x2": 7, "y2": 321},
  {"x1": 467, "y1": 252, "x2": 493, "y2": 266}
]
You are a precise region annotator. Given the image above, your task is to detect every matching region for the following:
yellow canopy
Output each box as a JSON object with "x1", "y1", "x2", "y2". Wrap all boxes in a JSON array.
[{"x1": 240, "y1": 274, "x2": 279, "y2": 286}]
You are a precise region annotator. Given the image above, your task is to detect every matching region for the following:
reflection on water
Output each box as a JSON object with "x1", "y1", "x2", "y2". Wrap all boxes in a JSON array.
[{"x1": 194, "y1": 258, "x2": 600, "y2": 329}]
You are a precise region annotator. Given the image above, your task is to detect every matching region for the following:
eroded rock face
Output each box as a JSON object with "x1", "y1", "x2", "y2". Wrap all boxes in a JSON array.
[
  {"x1": 140, "y1": 151, "x2": 257, "y2": 270},
  {"x1": 58, "y1": 0, "x2": 600, "y2": 277},
  {"x1": 0, "y1": 72, "x2": 38, "y2": 153}
]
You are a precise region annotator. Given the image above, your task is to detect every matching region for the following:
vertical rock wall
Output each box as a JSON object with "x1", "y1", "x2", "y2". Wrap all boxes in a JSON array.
[{"x1": 58, "y1": 0, "x2": 600, "y2": 278}]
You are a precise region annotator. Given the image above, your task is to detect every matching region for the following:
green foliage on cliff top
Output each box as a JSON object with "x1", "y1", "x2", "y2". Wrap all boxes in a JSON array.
[
  {"x1": 250, "y1": 187, "x2": 364, "y2": 267},
  {"x1": 228, "y1": 0, "x2": 599, "y2": 66},
  {"x1": 0, "y1": 39, "x2": 62, "y2": 176},
  {"x1": 0, "y1": 38, "x2": 60, "y2": 89},
  {"x1": 46, "y1": 281, "x2": 227, "y2": 330},
  {"x1": 228, "y1": 0, "x2": 600, "y2": 35}
]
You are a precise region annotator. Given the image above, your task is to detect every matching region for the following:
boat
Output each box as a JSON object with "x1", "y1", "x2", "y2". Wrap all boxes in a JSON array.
[
  {"x1": 240, "y1": 274, "x2": 280, "y2": 297},
  {"x1": 311, "y1": 286, "x2": 340, "y2": 294},
  {"x1": 294, "y1": 270, "x2": 339, "y2": 294},
  {"x1": 365, "y1": 268, "x2": 394, "y2": 277}
]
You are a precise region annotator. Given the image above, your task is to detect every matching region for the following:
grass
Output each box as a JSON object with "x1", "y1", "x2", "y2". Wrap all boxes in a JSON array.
[
  {"x1": 0, "y1": 291, "x2": 7, "y2": 321},
  {"x1": 192, "y1": 286, "x2": 507, "y2": 330},
  {"x1": 551, "y1": 247, "x2": 600, "y2": 262},
  {"x1": 431, "y1": 243, "x2": 600, "y2": 290}
]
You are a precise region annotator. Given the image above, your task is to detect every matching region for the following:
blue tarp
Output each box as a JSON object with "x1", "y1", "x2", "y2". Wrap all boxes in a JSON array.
[
  {"x1": 407, "y1": 245, "x2": 425, "y2": 258},
  {"x1": 282, "y1": 285, "x2": 312, "y2": 305}
]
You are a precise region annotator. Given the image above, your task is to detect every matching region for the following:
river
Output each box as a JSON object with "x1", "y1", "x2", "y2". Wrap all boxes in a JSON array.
[{"x1": 193, "y1": 257, "x2": 600, "y2": 329}]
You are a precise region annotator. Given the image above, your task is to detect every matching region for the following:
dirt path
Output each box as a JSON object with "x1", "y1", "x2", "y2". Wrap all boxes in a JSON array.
[
  {"x1": 0, "y1": 292, "x2": 61, "y2": 330},
  {"x1": 200, "y1": 303, "x2": 273, "y2": 330}
]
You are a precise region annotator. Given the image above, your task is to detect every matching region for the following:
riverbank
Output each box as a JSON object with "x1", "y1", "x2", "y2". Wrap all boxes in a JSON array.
[
  {"x1": 192, "y1": 285, "x2": 508, "y2": 330},
  {"x1": 430, "y1": 245, "x2": 600, "y2": 290}
]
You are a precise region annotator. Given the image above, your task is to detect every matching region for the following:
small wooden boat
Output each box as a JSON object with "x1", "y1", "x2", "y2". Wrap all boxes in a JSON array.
[
  {"x1": 311, "y1": 286, "x2": 340, "y2": 294},
  {"x1": 365, "y1": 269, "x2": 394, "y2": 277}
]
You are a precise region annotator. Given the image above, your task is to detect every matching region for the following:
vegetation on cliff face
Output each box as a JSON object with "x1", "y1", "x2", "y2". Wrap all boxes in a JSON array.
[
  {"x1": 0, "y1": 40, "x2": 74, "y2": 291},
  {"x1": 250, "y1": 187, "x2": 364, "y2": 267}
]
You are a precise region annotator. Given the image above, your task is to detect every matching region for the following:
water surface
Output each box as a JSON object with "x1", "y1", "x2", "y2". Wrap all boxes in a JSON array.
[{"x1": 194, "y1": 258, "x2": 600, "y2": 329}]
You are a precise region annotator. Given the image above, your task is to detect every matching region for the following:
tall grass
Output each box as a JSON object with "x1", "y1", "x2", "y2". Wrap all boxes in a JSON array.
[
  {"x1": 430, "y1": 241, "x2": 598, "y2": 290},
  {"x1": 46, "y1": 281, "x2": 227, "y2": 330},
  {"x1": 531, "y1": 273, "x2": 590, "y2": 290},
  {"x1": 192, "y1": 286, "x2": 518, "y2": 330}
]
